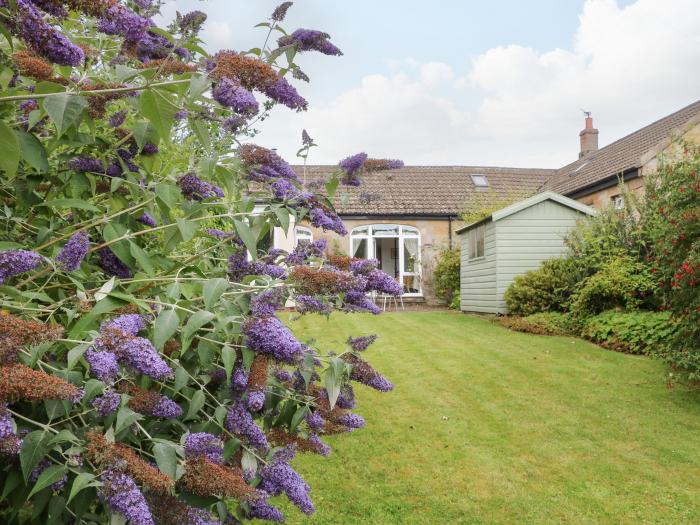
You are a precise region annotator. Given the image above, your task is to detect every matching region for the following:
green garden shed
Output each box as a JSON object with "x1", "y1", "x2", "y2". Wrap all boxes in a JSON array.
[{"x1": 456, "y1": 191, "x2": 595, "y2": 314}]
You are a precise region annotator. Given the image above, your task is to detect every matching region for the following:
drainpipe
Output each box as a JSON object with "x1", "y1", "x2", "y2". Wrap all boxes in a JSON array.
[{"x1": 448, "y1": 216, "x2": 453, "y2": 249}]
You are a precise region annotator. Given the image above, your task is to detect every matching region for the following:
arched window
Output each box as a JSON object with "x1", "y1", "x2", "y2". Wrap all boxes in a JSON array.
[
  {"x1": 294, "y1": 226, "x2": 313, "y2": 245},
  {"x1": 349, "y1": 225, "x2": 422, "y2": 296}
]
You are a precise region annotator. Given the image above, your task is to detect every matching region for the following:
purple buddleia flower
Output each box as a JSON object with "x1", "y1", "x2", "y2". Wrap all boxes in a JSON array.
[
  {"x1": 231, "y1": 364, "x2": 248, "y2": 394},
  {"x1": 263, "y1": 77, "x2": 308, "y2": 111},
  {"x1": 174, "y1": 47, "x2": 191, "y2": 60},
  {"x1": 9, "y1": 0, "x2": 84, "y2": 66},
  {"x1": 174, "y1": 109, "x2": 189, "y2": 121},
  {"x1": 213, "y1": 78, "x2": 259, "y2": 115},
  {"x1": 308, "y1": 434, "x2": 331, "y2": 456},
  {"x1": 339, "y1": 152, "x2": 367, "y2": 177},
  {"x1": 184, "y1": 432, "x2": 224, "y2": 464},
  {"x1": 227, "y1": 252, "x2": 250, "y2": 282},
  {"x1": 179, "y1": 10, "x2": 207, "y2": 34},
  {"x1": 247, "y1": 491, "x2": 285, "y2": 522},
  {"x1": 91, "y1": 391, "x2": 121, "y2": 416},
  {"x1": 30, "y1": 459, "x2": 68, "y2": 490},
  {"x1": 249, "y1": 261, "x2": 287, "y2": 280},
  {"x1": 285, "y1": 239, "x2": 326, "y2": 265},
  {"x1": 222, "y1": 115, "x2": 246, "y2": 133},
  {"x1": 109, "y1": 110, "x2": 128, "y2": 128},
  {"x1": 138, "y1": 212, "x2": 156, "y2": 227},
  {"x1": 347, "y1": 334, "x2": 378, "y2": 352},
  {"x1": 224, "y1": 402, "x2": 269, "y2": 452},
  {"x1": 251, "y1": 288, "x2": 285, "y2": 317},
  {"x1": 343, "y1": 291, "x2": 380, "y2": 315},
  {"x1": 56, "y1": 231, "x2": 89, "y2": 271},
  {"x1": 141, "y1": 143, "x2": 158, "y2": 155},
  {"x1": 242, "y1": 316, "x2": 305, "y2": 364},
  {"x1": 85, "y1": 349, "x2": 120, "y2": 383},
  {"x1": 149, "y1": 395, "x2": 182, "y2": 418},
  {"x1": 274, "y1": 369, "x2": 292, "y2": 382},
  {"x1": 133, "y1": 0, "x2": 151, "y2": 8},
  {"x1": 365, "y1": 269, "x2": 403, "y2": 295},
  {"x1": 271, "y1": 178, "x2": 301, "y2": 200},
  {"x1": 308, "y1": 207, "x2": 347, "y2": 235},
  {"x1": 100, "y1": 470, "x2": 154, "y2": 525},
  {"x1": 259, "y1": 448, "x2": 314, "y2": 514},
  {"x1": 336, "y1": 412, "x2": 365, "y2": 430},
  {"x1": 271, "y1": 1, "x2": 293, "y2": 22},
  {"x1": 278, "y1": 29, "x2": 342, "y2": 56},
  {"x1": 349, "y1": 259, "x2": 379, "y2": 275},
  {"x1": 205, "y1": 228, "x2": 229, "y2": 239},
  {"x1": 177, "y1": 173, "x2": 224, "y2": 201},
  {"x1": 97, "y1": 4, "x2": 150, "y2": 39},
  {"x1": 96, "y1": 248, "x2": 133, "y2": 279},
  {"x1": 247, "y1": 391, "x2": 265, "y2": 412},
  {"x1": 365, "y1": 374, "x2": 394, "y2": 392},
  {"x1": 295, "y1": 295, "x2": 330, "y2": 315},
  {"x1": 336, "y1": 384, "x2": 356, "y2": 409},
  {"x1": 29, "y1": 0, "x2": 67, "y2": 17},
  {"x1": 67, "y1": 156, "x2": 105, "y2": 174},
  {"x1": 0, "y1": 249, "x2": 42, "y2": 284},
  {"x1": 113, "y1": 336, "x2": 172, "y2": 381},
  {"x1": 101, "y1": 314, "x2": 148, "y2": 336},
  {"x1": 0, "y1": 404, "x2": 15, "y2": 439},
  {"x1": 293, "y1": 67, "x2": 310, "y2": 82},
  {"x1": 305, "y1": 411, "x2": 324, "y2": 431}
]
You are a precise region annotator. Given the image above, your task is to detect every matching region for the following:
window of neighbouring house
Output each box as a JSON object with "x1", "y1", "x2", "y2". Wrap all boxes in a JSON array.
[
  {"x1": 612, "y1": 194, "x2": 624, "y2": 210},
  {"x1": 294, "y1": 226, "x2": 312, "y2": 245},
  {"x1": 468, "y1": 224, "x2": 485, "y2": 259}
]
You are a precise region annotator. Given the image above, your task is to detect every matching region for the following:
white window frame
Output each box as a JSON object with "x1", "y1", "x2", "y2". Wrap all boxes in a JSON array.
[
  {"x1": 294, "y1": 225, "x2": 313, "y2": 245},
  {"x1": 612, "y1": 194, "x2": 625, "y2": 210},
  {"x1": 349, "y1": 224, "x2": 422, "y2": 296},
  {"x1": 468, "y1": 225, "x2": 485, "y2": 260}
]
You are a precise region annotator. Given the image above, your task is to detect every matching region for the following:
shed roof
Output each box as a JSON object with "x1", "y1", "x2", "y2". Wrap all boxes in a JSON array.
[{"x1": 455, "y1": 191, "x2": 596, "y2": 234}]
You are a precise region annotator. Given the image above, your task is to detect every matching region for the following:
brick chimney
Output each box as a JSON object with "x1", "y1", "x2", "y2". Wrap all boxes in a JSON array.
[{"x1": 579, "y1": 113, "x2": 599, "y2": 158}]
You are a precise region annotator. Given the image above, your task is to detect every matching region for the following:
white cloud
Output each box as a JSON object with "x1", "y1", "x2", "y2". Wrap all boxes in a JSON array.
[
  {"x1": 420, "y1": 62, "x2": 454, "y2": 87},
  {"x1": 259, "y1": 0, "x2": 700, "y2": 167}
]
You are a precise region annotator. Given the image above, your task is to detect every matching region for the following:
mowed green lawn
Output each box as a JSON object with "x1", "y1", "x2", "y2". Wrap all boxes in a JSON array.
[{"x1": 274, "y1": 311, "x2": 700, "y2": 525}]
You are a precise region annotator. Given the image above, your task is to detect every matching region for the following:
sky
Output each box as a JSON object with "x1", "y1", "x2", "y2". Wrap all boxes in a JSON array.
[{"x1": 156, "y1": 0, "x2": 700, "y2": 167}]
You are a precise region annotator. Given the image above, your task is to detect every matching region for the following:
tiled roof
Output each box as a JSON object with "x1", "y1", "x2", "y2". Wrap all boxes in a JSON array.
[
  {"x1": 295, "y1": 166, "x2": 554, "y2": 216},
  {"x1": 543, "y1": 99, "x2": 700, "y2": 196}
]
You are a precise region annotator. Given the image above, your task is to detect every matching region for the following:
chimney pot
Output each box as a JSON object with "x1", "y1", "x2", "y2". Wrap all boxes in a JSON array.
[{"x1": 579, "y1": 115, "x2": 599, "y2": 158}]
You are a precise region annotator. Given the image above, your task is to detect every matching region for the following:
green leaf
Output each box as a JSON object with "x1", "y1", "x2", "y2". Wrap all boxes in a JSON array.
[
  {"x1": 0, "y1": 121, "x2": 20, "y2": 178},
  {"x1": 290, "y1": 405, "x2": 309, "y2": 431},
  {"x1": 203, "y1": 278, "x2": 228, "y2": 309},
  {"x1": 140, "y1": 89, "x2": 179, "y2": 143},
  {"x1": 325, "y1": 175, "x2": 340, "y2": 199},
  {"x1": 15, "y1": 130, "x2": 49, "y2": 172},
  {"x1": 233, "y1": 219, "x2": 258, "y2": 260},
  {"x1": 67, "y1": 473, "x2": 99, "y2": 504},
  {"x1": 20, "y1": 431, "x2": 51, "y2": 482},
  {"x1": 273, "y1": 206, "x2": 290, "y2": 234},
  {"x1": 221, "y1": 345, "x2": 235, "y2": 382},
  {"x1": 67, "y1": 344, "x2": 88, "y2": 371},
  {"x1": 153, "y1": 443, "x2": 179, "y2": 480},
  {"x1": 181, "y1": 311, "x2": 215, "y2": 351},
  {"x1": 94, "y1": 276, "x2": 116, "y2": 302},
  {"x1": 129, "y1": 242, "x2": 155, "y2": 275},
  {"x1": 48, "y1": 429, "x2": 78, "y2": 447},
  {"x1": 28, "y1": 465, "x2": 67, "y2": 499},
  {"x1": 154, "y1": 309, "x2": 179, "y2": 350},
  {"x1": 241, "y1": 449, "x2": 257, "y2": 474},
  {"x1": 184, "y1": 390, "x2": 205, "y2": 421},
  {"x1": 35, "y1": 198, "x2": 99, "y2": 212},
  {"x1": 324, "y1": 357, "x2": 346, "y2": 410},
  {"x1": 176, "y1": 218, "x2": 198, "y2": 242},
  {"x1": 173, "y1": 366, "x2": 189, "y2": 393},
  {"x1": 43, "y1": 94, "x2": 87, "y2": 136},
  {"x1": 115, "y1": 407, "x2": 142, "y2": 435},
  {"x1": 189, "y1": 74, "x2": 210, "y2": 100},
  {"x1": 131, "y1": 120, "x2": 159, "y2": 150}
]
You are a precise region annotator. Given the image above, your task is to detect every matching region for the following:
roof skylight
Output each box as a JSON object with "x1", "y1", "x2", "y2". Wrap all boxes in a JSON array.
[{"x1": 470, "y1": 174, "x2": 489, "y2": 187}]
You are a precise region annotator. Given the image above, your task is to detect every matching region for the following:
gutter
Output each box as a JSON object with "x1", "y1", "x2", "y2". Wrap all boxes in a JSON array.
[{"x1": 565, "y1": 168, "x2": 639, "y2": 200}]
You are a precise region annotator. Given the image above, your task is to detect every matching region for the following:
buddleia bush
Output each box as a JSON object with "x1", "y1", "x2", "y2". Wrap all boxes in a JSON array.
[{"x1": 0, "y1": 1, "x2": 403, "y2": 523}]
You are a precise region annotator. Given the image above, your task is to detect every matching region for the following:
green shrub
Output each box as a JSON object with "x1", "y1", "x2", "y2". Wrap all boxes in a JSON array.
[
  {"x1": 581, "y1": 311, "x2": 678, "y2": 355},
  {"x1": 434, "y1": 248, "x2": 460, "y2": 308},
  {"x1": 504, "y1": 258, "x2": 586, "y2": 316},
  {"x1": 569, "y1": 256, "x2": 657, "y2": 318},
  {"x1": 499, "y1": 312, "x2": 574, "y2": 336},
  {"x1": 641, "y1": 141, "x2": 700, "y2": 379}
]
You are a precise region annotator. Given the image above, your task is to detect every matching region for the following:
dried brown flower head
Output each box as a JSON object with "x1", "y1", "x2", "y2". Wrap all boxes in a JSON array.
[
  {"x1": 163, "y1": 339, "x2": 180, "y2": 356},
  {"x1": 289, "y1": 266, "x2": 365, "y2": 296},
  {"x1": 0, "y1": 312, "x2": 63, "y2": 364},
  {"x1": 80, "y1": 82, "x2": 128, "y2": 118},
  {"x1": 247, "y1": 355, "x2": 268, "y2": 394},
  {"x1": 142, "y1": 58, "x2": 196, "y2": 76},
  {"x1": 210, "y1": 51, "x2": 280, "y2": 92},
  {"x1": 118, "y1": 383, "x2": 162, "y2": 415},
  {"x1": 178, "y1": 456, "x2": 254, "y2": 498},
  {"x1": 86, "y1": 430, "x2": 174, "y2": 494},
  {"x1": 0, "y1": 364, "x2": 81, "y2": 402},
  {"x1": 12, "y1": 50, "x2": 54, "y2": 81}
]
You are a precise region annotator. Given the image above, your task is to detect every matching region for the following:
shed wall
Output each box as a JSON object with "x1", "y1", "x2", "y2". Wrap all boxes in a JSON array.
[{"x1": 460, "y1": 221, "x2": 498, "y2": 313}]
